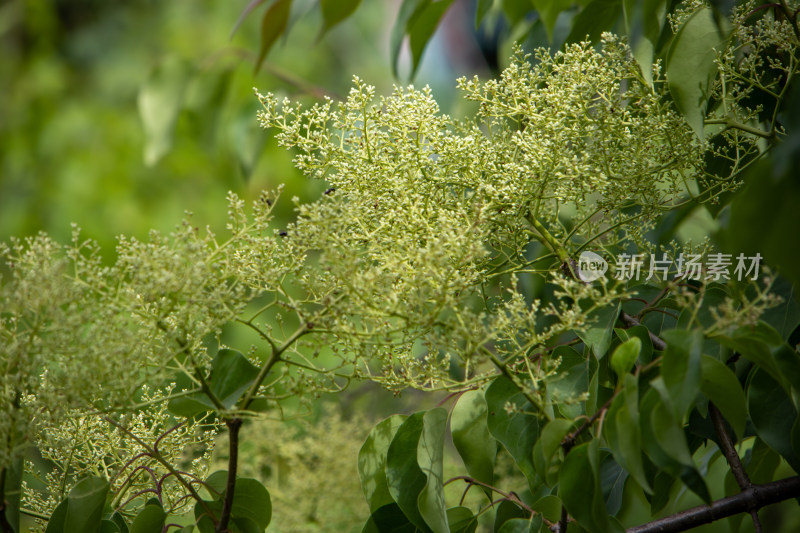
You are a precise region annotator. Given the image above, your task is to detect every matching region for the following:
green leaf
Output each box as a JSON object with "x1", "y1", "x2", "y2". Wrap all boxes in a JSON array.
[
  {"x1": 699, "y1": 355, "x2": 746, "y2": 439},
  {"x1": 531, "y1": 494, "x2": 562, "y2": 523},
  {"x1": 319, "y1": 0, "x2": 361, "y2": 39},
  {"x1": 660, "y1": 329, "x2": 703, "y2": 419},
  {"x1": 549, "y1": 345, "x2": 590, "y2": 419},
  {"x1": 451, "y1": 390, "x2": 496, "y2": 495},
  {"x1": 446, "y1": 506, "x2": 477, "y2": 533},
  {"x1": 475, "y1": 0, "x2": 494, "y2": 29},
  {"x1": 137, "y1": 57, "x2": 190, "y2": 166},
  {"x1": 626, "y1": 0, "x2": 668, "y2": 86},
  {"x1": 615, "y1": 326, "x2": 653, "y2": 365},
  {"x1": 713, "y1": 322, "x2": 788, "y2": 393},
  {"x1": 666, "y1": 6, "x2": 731, "y2": 137},
  {"x1": 359, "y1": 415, "x2": 408, "y2": 512},
  {"x1": 578, "y1": 302, "x2": 620, "y2": 359},
  {"x1": 493, "y1": 500, "x2": 527, "y2": 531},
  {"x1": 407, "y1": 1, "x2": 456, "y2": 79},
  {"x1": 110, "y1": 512, "x2": 129, "y2": 533},
  {"x1": 533, "y1": 0, "x2": 572, "y2": 40},
  {"x1": 391, "y1": 0, "x2": 429, "y2": 78},
  {"x1": 485, "y1": 376, "x2": 541, "y2": 489},
  {"x1": 650, "y1": 394, "x2": 693, "y2": 467},
  {"x1": 208, "y1": 349, "x2": 260, "y2": 409},
  {"x1": 603, "y1": 376, "x2": 651, "y2": 493},
  {"x1": 194, "y1": 474, "x2": 271, "y2": 532},
  {"x1": 566, "y1": 0, "x2": 623, "y2": 45},
  {"x1": 44, "y1": 500, "x2": 68, "y2": 533},
  {"x1": 385, "y1": 411, "x2": 429, "y2": 530},
  {"x1": 532, "y1": 418, "x2": 574, "y2": 486},
  {"x1": 748, "y1": 368, "x2": 800, "y2": 471},
  {"x1": 255, "y1": 0, "x2": 292, "y2": 72},
  {"x1": 361, "y1": 503, "x2": 418, "y2": 533},
  {"x1": 128, "y1": 505, "x2": 165, "y2": 533},
  {"x1": 228, "y1": 478, "x2": 272, "y2": 530},
  {"x1": 497, "y1": 518, "x2": 533, "y2": 533},
  {"x1": 559, "y1": 441, "x2": 617, "y2": 533},
  {"x1": 610, "y1": 337, "x2": 641, "y2": 378},
  {"x1": 100, "y1": 520, "x2": 121, "y2": 533},
  {"x1": 64, "y1": 478, "x2": 109, "y2": 533},
  {"x1": 169, "y1": 349, "x2": 260, "y2": 416},
  {"x1": 417, "y1": 408, "x2": 449, "y2": 533}
]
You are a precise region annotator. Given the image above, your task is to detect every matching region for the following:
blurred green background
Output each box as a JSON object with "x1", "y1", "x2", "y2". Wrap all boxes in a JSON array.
[{"x1": 0, "y1": 0, "x2": 495, "y2": 250}]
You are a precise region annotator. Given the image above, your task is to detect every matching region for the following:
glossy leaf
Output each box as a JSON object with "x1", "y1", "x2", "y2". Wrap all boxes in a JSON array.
[
  {"x1": 359, "y1": 415, "x2": 408, "y2": 512},
  {"x1": 361, "y1": 503, "x2": 417, "y2": 533},
  {"x1": 100, "y1": 520, "x2": 121, "y2": 533},
  {"x1": 565, "y1": 0, "x2": 623, "y2": 45},
  {"x1": 451, "y1": 390, "x2": 495, "y2": 494},
  {"x1": 666, "y1": 6, "x2": 730, "y2": 137},
  {"x1": 534, "y1": 0, "x2": 572, "y2": 40},
  {"x1": 748, "y1": 368, "x2": 800, "y2": 471},
  {"x1": 604, "y1": 376, "x2": 651, "y2": 493},
  {"x1": 169, "y1": 349, "x2": 259, "y2": 416},
  {"x1": 660, "y1": 329, "x2": 703, "y2": 420},
  {"x1": 497, "y1": 518, "x2": 533, "y2": 533},
  {"x1": 128, "y1": 505, "x2": 165, "y2": 533},
  {"x1": 493, "y1": 500, "x2": 528, "y2": 531},
  {"x1": 417, "y1": 408, "x2": 449, "y2": 533},
  {"x1": 110, "y1": 511, "x2": 130, "y2": 533},
  {"x1": 446, "y1": 506, "x2": 477, "y2": 533},
  {"x1": 63, "y1": 477, "x2": 110, "y2": 533},
  {"x1": 319, "y1": 0, "x2": 361, "y2": 38},
  {"x1": 531, "y1": 494, "x2": 562, "y2": 523},
  {"x1": 390, "y1": 0, "x2": 428, "y2": 78},
  {"x1": 407, "y1": 1, "x2": 456, "y2": 79},
  {"x1": 578, "y1": 302, "x2": 620, "y2": 359},
  {"x1": 385, "y1": 411, "x2": 429, "y2": 530},
  {"x1": 699, "y1": 354, "x2": 746, "y2": 438},
  {"x1": 533, "y1": 418, "x2": 574, "y2": 486},
  {"x1": 559, "y1": 440, "x2": 618, "y2": 533},
  {"x1": 610, "y1": 336, "x2": 641, "y2": 378},
  {"x1": 44, "y1": 500, "x2": 68, "y2": 533},
  {"x1": 713, "y1": 322, "x2": 787, "y2": 393},
  {"x1": 485, "y1": 376, "x2": 540, "y2": 489},
  {"x1": 255, "y1": 0, "x2": 292, "y2": 72}
]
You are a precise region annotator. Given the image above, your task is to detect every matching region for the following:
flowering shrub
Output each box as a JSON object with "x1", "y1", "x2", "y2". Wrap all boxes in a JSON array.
[{"x1": 2, "y1": 2, "x2": 800, "y2": 532}]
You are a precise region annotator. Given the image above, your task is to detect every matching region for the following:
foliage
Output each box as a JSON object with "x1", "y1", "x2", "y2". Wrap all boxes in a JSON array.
[{"x1": 2, "y1": 1, "x2": 800, "y2": 533}]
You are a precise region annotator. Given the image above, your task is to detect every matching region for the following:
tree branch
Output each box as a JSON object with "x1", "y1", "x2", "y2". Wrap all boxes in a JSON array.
[
  {"x1": 708, "y1": 403, "x2": 763, "y2": 533},
  {"x1": 626, "y1": 476, "x2": 800, "y2": 533},
  {"x1": 216, "y1": 418, "x2": 243, "y2": 533}
]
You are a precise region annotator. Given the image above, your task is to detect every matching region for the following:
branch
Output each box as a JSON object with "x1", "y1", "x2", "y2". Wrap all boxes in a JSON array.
[
  {"x1": 626, "y1": 476, "x2": 800, "y2": 533},
  {"x1": 216, "y1": 418, "x2": 243, "y2": 533},
  {"x1": 708, "y1": 403, "x2": 763, "y2": 533},
  {"x1": 619, "y1": 311, "x2": 667, "y2": 351}
]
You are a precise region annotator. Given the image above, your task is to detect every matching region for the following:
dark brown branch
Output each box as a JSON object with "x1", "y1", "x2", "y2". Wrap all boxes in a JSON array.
[
  {"x1": 708, "y1": 403, "x2": 763, "y2": 533},
  {"x1": 626, "y1": 476, "x2": 800, "y2": 533},
  {"x1": 216, "y1": 418, "x2": 243, "y2": 533},
  {"x1": 619, "y1": 311, "x2": 667, "y2": 351}
]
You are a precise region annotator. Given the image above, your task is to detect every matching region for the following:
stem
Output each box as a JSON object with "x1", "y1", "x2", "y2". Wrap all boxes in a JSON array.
[
  {"x1": 216, "y1": 418, "x2": 243, "y2": 533},
  {"x1": 240, "y1": 324, "x2": 308, "y2": 410},
  {"x1": 702, "y1": 118, "x2": 774, "y2": 139},
  {"x1": 626, "y1": 476, "x2": 800, "y2": 533},
  {"x1": 708, "y1": 403, "x2": 763, "y2": 533}
]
